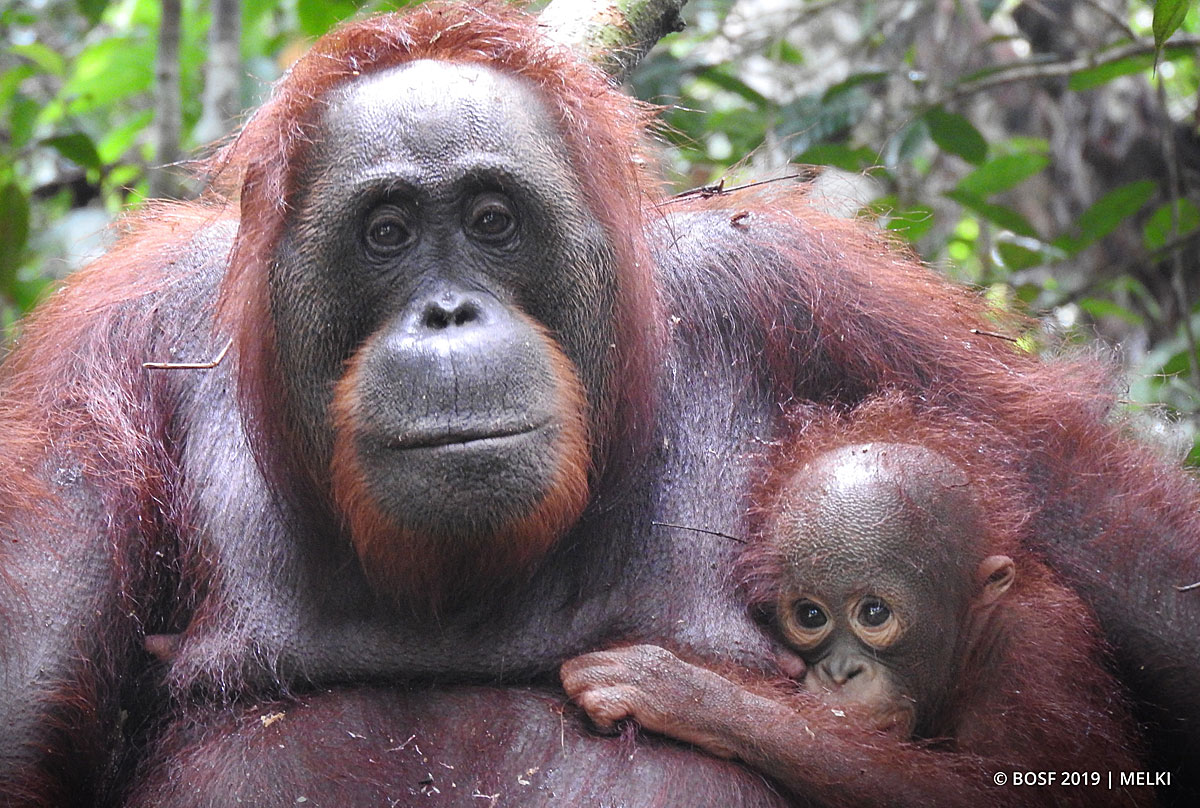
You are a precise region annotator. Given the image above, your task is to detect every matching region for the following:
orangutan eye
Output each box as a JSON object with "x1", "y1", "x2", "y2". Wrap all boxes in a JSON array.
[
  {"x1": 852, "y1": 596, "x2": 902, "y2": 647},
  {"x1": 466, "y1": 193, "x2": 518, "y2": 244},
  {"x1": 795, "y1": 599, "x2": 828, "y2": 629},
  {"x1": 779, "y1": 593, "x2": 833, "y2": 652},
  {"x1": 858, "y1": 598, "x2": 891, "y2": 627},
  {"x1": 364, "y1": 205, "x2": 415, "y2": 255}
]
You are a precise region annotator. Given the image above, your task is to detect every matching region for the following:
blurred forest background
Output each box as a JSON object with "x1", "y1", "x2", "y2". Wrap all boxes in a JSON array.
[{"x1": 2, "y1": 0, "x2": 1199, "y2": 456}]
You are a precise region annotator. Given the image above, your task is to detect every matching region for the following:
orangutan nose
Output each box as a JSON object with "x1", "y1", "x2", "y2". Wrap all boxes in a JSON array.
[{"x1": 821, "y1": 658, "x2": 865, "y2": 687}]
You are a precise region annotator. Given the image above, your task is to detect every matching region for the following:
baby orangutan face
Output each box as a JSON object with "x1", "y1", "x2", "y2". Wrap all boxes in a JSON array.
[
  {"x1": 776, "y1": 585, "x2": 921, "y2": 735},
  {"x1": 770, "y1": 443, "x2": 1015, "y2": 737}
]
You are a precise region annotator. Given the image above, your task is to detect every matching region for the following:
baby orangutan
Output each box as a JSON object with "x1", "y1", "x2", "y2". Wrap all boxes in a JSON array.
[{"x1": 562, "y1": 399, "x2": 1151, "y2": 808}]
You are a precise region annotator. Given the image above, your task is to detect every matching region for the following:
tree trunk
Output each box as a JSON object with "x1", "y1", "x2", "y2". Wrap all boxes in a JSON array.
[
  {"x1": 149, "y1": 0, "x2": 184, "y2": 198},
  {"x1": 194, "y1": 0, "x2": 243, "y2": 147}
]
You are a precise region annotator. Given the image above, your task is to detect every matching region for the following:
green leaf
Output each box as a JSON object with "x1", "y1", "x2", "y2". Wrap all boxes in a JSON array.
[
  {"x1": 796, "y1": 144, "x2": 876, "y2": 173},
  {"x1": 9, "y1": 95, "x2": 39, "y2": 149},
  {"x1": 888, "y1": 208, "x2": 935, "y2": 241},
  {"x1": 76, "y1": 0, "x2": 111, "y2": 27},
  {"x1": 1144, "y1": 199, "x2": 1200, "y2": 251},
  {"x1": 1153, "y1": 0, "x2": 1189, "y2": 50},
  {"x1": 877, "y1": 198, "x2": 936, "y2": 241},
  {"x1": 243, "y1": 0, "x2": 281, "y2": 60},
  {"x1": 885, "y1": 118, "x2": 930, "y2": 168},
  {"x1": 8, "y1": 43, "x2": 66, "y2": 76},
  {"x1": 956, "y1": 153, "x2": 1049, "y2": 197},
  {"x1": 1079, "y1": 297, "x2": 1143, "y2": 326},
  {"x1": 1069, "y1": 53, "x2": 1156, "y2": 91},
  {"x1": 62, "y1": 37, "x2": 155, "y2": 113},
  {"x1": 771, "y1": 40, "x2": 805, "y2": 65},
  {"x1": 995, "y1": 240, "x2": 1043, "y2": 271},
  {"x1": 0, "y1": 182, "x2": 30, "y2": 286},
  {"x1": 944, "y1": 189, "x2": 1038, "y2": 238},
  {"x1": 778, "y1": 89, "x2": 871, "y2": 158},
  {"x1": 1159, "y1": 348, "x2": 1193, "y2": 378},
  {"x1": 0, "y1": 63, "x2": 36, "y2": 110},
  {"x1": 97, "y1": 110, "x2": 153, "y2": 164},
  {"x1": 696, "y1": 66, "x2": 771, "y2": 107},
  {"x1": 823, "y1": 71, "x2": 888, "y2": 102},
  {"x1": 297, "y1": 0, "x2": 362, "y2": 38},
  {"x1": 9, "y1": 275, "x2": 54, "y2": 313},
  {"x1": 1014, "y1": 282, "x2": 1043, "y2": 304},
  {"x1": 705, "y1": 107, "x2": 769, "y2": 158},
  {"x1": 105, "y1": 163, "x2": 144, "y2": 192},
  {"x1": 1112, "y1": 275, "x2": 1162, "y2": 320},
  {"x1": 925, "y1": 106, "x2": 987, "y2": 165},
  {"x1": 1056, "y1": 180, "x2": 1157, "y2": 254},
  {"x1": 43, "y1": 133, "x2": 103, "y2": 172}
]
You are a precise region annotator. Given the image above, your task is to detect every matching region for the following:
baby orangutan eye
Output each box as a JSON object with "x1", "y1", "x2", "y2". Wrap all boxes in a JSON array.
[
  {"x1": 852, "y1": 596, "x2": 903, "y2": 647},
  {"x1": 778, "y1": 594, "x2": 834, "y2": 651},
  {"x1": 859, "y1": 598, "x2": 891, "y2": 627},
  {"x1": 796, "y1": 599, "x2": 828, "y2": 629}
]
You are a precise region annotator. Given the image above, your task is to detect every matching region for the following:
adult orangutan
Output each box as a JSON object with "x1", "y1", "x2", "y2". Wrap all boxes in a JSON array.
[
  {"x1": 563, "y1": 396, "x2": 1151, "y2": 807},
  {"x1": 0, "y1": 2, "x2": 1196, "y2": 805}
]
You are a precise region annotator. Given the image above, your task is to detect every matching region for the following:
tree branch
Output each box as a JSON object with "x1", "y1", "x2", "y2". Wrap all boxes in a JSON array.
[
  {"x1": 539, "y1": 0, "x2": 689, "y2": 80},
  {"x1": 944, "y1": 36, "x2": 1200, "y2": 104}
]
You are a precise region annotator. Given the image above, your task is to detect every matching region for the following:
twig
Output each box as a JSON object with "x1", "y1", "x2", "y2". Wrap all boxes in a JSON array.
[
  {"x1": 143, "y1": 338, "x2": 233, "y2": 371},
  {"x1": 969, "y1": 328, "x2": 1020, "y2": 343},
  {"x1": 941, "y1": 37, "x2": 1200, "y2": 105},
  {"x1": 1075, "y1": 0, "x2": 1138, "y2": 41},
  {"x1": 661, "y1": 174, "x2": 805, "y2": 205},
  {"x1": 651, "y1": 520, "x2": 746, "y2": 543}
]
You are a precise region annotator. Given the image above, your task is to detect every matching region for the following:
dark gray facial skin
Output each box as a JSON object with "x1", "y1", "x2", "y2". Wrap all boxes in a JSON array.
[
  {"x1": 271, "y1": 61, "x2": 617, "y2": 545},
  {"x1": 769, "y1": 443, "x2": 1003, "y2": 735}
]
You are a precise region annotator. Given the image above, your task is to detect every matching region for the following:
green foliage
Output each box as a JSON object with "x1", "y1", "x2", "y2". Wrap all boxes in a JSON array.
[
  {"x1": 956, "y1": 153, "x2": 1050, "y2": 198},
  {"x1": 0, "y1": 183, "x2": 31, "y2": 287},
  {"x1": 637, "y1": 0, "x2": 1200, "y2": 460},
  {"x1": 1069, "y1": 52, "x2": 1155, "y2": 91},
  {"x1": 924, "y1": 107, "x2": 987, "y2": 166},
  {"x1": 4, "y1": 0, "x2": 1200, "y2": 459},
  {"x1": 1153, "y1": 0, "x2": 1189, "y2": 51},
  {"x1": 42, "y1": 133, "x2": 104, "y2": 172},
  {"x1": 0, "y1": 0, "x2": 389, "y2": 328},
  {"x1": 865, "y1": 196, "x2": 936, "y2": 241},
  {"x1": 1144, "y1": 199, "x2": 1200, "y2": 250},
  {"x1": 76, "y1": 0, "x2": 110, "y2": 26},
  {"x1": 1054, "y1": 181, "x2": 1158, "y2": 256},
  {"x1": 298, "y1": 0, "x2": 364, "y2": 38}
]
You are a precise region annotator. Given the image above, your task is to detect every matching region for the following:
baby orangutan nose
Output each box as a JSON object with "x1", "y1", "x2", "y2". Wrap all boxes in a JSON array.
[
  {"x1": 805, "y1": 655, "x2": 877, "y2": 700},
  {"x1": 804, "y1": 655, "x2": 915, "y2": 736},
  {"x1": 812, "y1": 656, "x2": 865, "y2": 688}
]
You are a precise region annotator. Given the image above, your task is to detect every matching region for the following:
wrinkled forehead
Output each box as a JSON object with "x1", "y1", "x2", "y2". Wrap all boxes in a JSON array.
[
  {"x1": 778, "y1": 484, "x2": 929, "y2": 578},
  {"x1": 317, "y1": 60, "x2": 569, "y2": 174},
  {"x1": 773, "y1": 445, "x2": 976, "y2": 586},
  {"x1": 777, "y1": 505, "x2": 967, "y2": 607}
]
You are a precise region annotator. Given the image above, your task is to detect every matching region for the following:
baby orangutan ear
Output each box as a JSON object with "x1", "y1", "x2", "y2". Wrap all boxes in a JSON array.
[{"x1": 975, "y1": 555, "x2": 1016, "y2": 606}]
